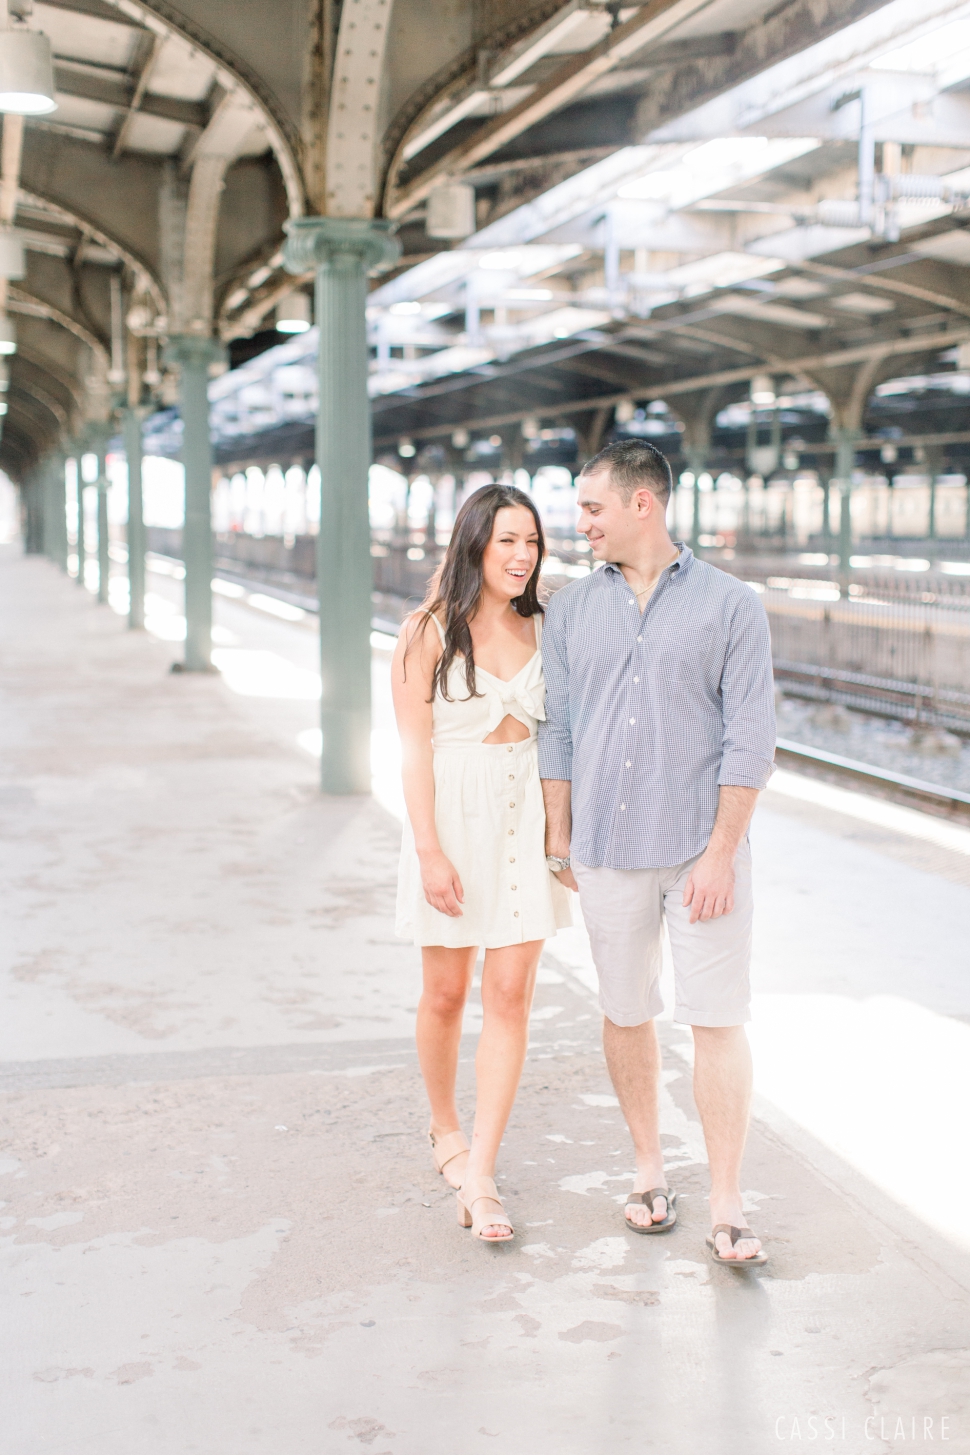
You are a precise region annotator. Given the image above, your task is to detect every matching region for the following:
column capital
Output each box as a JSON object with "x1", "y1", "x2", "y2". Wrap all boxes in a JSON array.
[
  {"x1": 163, "y1": 335, "x2": 227, "y2": 371},
  {"x1": 282, "y1": 216, "x2": 400, "y2": 276}
]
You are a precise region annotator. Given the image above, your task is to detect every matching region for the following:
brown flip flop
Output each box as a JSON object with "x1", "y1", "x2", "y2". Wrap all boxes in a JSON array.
[
  {"x1": 706, "y1": 1223, "x2": 768, "y2": 1266},
  {"x1": 624, "y1": 1187, "x2": 677, "y2": 1233}
]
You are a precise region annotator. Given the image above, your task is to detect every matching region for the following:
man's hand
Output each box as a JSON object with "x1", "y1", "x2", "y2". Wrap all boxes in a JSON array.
[
  {"x1": 682, "y1": 849, "x2": 735, "y2": 923},
  {"x1": 418, "y1": 849, "x2": 464, "y2": 917},
  {"x1": 553, "y1": 866, "x2": 578, "y2": 893}
]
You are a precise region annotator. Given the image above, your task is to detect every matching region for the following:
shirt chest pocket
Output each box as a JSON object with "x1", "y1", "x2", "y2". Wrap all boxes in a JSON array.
[{"x1": 651, "y1": 626, "x2": 719, "y2": 688}]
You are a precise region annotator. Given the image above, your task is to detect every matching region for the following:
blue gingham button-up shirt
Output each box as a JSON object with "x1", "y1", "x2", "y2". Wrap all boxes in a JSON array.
[{"x1": 538, "y1": 546, "x2": 775, "y2": 869}]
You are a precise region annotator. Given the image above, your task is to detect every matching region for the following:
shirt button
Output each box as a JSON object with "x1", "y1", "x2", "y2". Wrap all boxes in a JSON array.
[
  {"x1": 620, "y1": 803, "x2": 626, "y2": 811},
  {"x1": 506, "y1": 746, "x2": 513, "y2": 753},
  {"x1": 633, "y1": 676, "x2": 639, "y2": 683},
  {"x1": 625, "y1": 760, "x2": 631, "y2": 767},
  {"x1": 629, "y1": 718, "x2": 635, "y2": 725},
  {"x1": 628, "y1": 598, "x2": 634, "y2": 605},
  {"x1": 508, "y1": 829, "x2": 514, "y2": 836},
  {"x1": 509, "y1": 801, "x2": 515, "y2": 808},
  {"x1": 508, "y1": 774, "x2": 514, "y2": 780},
  {"x1": 511, "y1": 884, "x2": 517, "y2": 891},
  {"x1": 513, "y1": 911, "x2": 519, "y2": 918},
  {"x1": 509, "y1": 856, "x2": 515, "y2": 863},
  {"x1": 636, "y1": 635, "x2": 642, "y2": 643}
]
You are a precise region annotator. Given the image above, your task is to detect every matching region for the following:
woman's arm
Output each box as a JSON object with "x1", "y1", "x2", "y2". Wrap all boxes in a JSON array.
[{"x1": 391, "y1": 615, "x2": 464, "y2": 917}]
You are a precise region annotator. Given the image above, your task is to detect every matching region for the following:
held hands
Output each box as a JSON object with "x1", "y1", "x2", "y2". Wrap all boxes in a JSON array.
[
  {"x1": 418, "y1": 848, "x2": 464, "y2": 917},
  {"x1": 682, "y1": 848, "x2": 735, "y2": 924}
]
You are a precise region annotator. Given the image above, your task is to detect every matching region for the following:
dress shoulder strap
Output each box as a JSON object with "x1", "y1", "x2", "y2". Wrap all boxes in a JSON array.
[
  {"x1": 534, "y1": 611, "x2": 543, "y2": 648},
  {"x1": 420, "y1": 609, "x2": 447, "y2": 643}
]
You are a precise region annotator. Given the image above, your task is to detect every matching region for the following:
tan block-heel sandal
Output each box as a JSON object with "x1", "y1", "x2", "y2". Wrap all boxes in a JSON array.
[
  {"x1": 456, "y1": 1176, "x2": 514, "y2": 1242},
  {"x1": 429, "y1": 1127, "x2": 469, "y2": 1187}
]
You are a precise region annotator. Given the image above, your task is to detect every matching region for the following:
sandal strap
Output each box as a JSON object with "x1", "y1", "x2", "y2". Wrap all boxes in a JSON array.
[
  {"x1": 462, "y1": 1175, "x2": 502, "y2": 1210},
  {"x1": 625, "y1": 1188, "x2": 670, "y2": 1210},
  {"x1": 430, "y1": 1129, "x2": 469, "y2": 1172},
  {"x1": 711, "y1": 1223, "x2": 754, "y2": 1245}
]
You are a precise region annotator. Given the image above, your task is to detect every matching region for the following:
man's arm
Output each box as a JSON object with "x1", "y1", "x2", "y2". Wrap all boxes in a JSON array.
[
  {"x1": 542, "y1": 779, "x2": 578, "y2": 892},
  {"x1": 684, "y1": 589, "x2": 775, "y2": 923},
  {"x1": 682, "y1": 786, "x2": 757, "y2": 923},
  {"x1": 538, "y1": 598, "x2": 578, "y2": 890}
]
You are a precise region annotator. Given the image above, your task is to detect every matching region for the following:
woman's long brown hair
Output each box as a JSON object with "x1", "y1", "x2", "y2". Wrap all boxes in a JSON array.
[{"x1": 409, "y1": 483, "x2": 545, "y2": 702}]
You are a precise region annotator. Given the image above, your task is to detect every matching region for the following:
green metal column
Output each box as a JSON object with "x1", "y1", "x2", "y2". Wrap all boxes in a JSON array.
[
  {"x1": 282, "y1": 218, "x2": 400, "y2": 794},
  {"x1": 50, "y1": 453, "x2": 68, "y2": 570},
  {"x1": 164, "y1": 338, "x2": 224, "y2": 671},
  {"x1": 23, "y1": 471, "x2": 43, "y2": 553},
  {"x1": 833, "y1": 428, "x2": 860, "y2": 581},
  {"x1": 686, "y1": 446, "x2": 706, "y2": 554},
  {"x1": 123, "y1": 407, "x2": 146, "y2": 629},
  {"x1": 76, "y1": 464, "x2": 87, "y2": 586},
  {"x1": 89, "y1": 428, "x2": 111, "y2": 605}
]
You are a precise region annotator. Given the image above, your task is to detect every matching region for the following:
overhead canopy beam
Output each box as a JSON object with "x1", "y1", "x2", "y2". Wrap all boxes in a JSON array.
[
  {"x1": 372, "y1": 325, "x2": 970, "y2": 445},
  {"x1": 19, "y1": 188, "x2": 166, "y2": 312},
  {"x1": 112, "y1": 33, "x2": 163, "y2": 158},
  {"x1": 102, "y1": 0, "x2": 305, "y2": 217},
  {"x1": 385, "y1": 0, "x2": 718, "y2": 219},
  {"x1": 52, "y1": 61, "x2": 203, "y2": 130}
]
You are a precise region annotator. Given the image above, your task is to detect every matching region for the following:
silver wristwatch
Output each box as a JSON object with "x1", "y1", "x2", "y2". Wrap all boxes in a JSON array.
[{"x1": 546, "y1": 854, "x2": 571, "y2": 872}]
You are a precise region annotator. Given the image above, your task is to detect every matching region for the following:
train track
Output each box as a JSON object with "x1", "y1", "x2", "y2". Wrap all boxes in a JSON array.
[{"x1": 774, "y1": 739, "x2": 970, "y2": 827}]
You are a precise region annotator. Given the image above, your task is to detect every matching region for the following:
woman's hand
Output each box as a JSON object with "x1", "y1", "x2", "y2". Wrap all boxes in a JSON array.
[{"x1": 419, "y1": 849, "x2": 464, "y2": 917}]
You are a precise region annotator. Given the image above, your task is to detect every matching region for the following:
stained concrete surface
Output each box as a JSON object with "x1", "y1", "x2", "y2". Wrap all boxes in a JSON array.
[{"x1": 1, "y1": 546, "x2": 969, "y2": 1455}]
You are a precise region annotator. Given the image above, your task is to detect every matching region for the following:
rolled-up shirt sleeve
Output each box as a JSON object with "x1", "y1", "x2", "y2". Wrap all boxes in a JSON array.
[
  {"x1": 538, "y1": 595, "x2": 573, "y2": 781},
  {"x1": 717, "y1": 586, "x2": 776, "y2": 789}
]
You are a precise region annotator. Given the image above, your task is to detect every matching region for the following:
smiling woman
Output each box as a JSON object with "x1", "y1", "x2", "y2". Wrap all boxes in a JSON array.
[{"x1": 390, "y1": 482, "x2": 571, "y2": 1244}]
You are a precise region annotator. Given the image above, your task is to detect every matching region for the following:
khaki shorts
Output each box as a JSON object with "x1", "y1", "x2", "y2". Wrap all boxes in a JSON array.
[{"x1": 573, "y1": 840, "x2": 753, "y2": 1028}]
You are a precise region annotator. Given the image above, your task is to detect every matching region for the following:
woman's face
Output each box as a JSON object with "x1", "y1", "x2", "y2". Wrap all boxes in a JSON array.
[{"x1": 481, "y1": 505, "x2": 540, "y2": 601}]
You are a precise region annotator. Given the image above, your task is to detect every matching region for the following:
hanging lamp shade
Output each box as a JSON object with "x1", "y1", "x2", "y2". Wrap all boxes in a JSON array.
[
  {"x1": 0, "y1": 29, "x2": 57, "y2": 115},
  {"x1": 276, "y1": 293, "x2": 311, "y2": 333}
]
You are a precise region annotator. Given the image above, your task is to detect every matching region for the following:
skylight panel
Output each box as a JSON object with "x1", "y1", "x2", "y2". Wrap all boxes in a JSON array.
[{"x1": 616, "y1": 137, "x2": 819, "y2": 210}]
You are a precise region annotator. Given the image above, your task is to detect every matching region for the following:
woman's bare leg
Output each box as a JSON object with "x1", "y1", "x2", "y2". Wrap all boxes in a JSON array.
[
  {"x1": 463, "y1": 939, "x2": 543, "y2": 1237},
  {"x1": 416, "y1": 945, "x2": 477, "y2": 1187}
]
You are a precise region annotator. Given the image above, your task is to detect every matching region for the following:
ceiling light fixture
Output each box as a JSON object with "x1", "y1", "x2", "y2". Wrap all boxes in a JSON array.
[
  {"x1": 0, "y1": 17, "x2": 56, "y2": 115},
  {"x1": 276, "y1": 293, "x2": 311, "y2": 334},
  {"x1": 750, "y1": 374, "x2": 775, "y2": 407}
]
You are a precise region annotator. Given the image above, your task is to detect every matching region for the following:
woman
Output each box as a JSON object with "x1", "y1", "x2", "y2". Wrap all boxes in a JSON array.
[{"x1": 393, "y1": 484, "x2": 571, "y2": 1242}]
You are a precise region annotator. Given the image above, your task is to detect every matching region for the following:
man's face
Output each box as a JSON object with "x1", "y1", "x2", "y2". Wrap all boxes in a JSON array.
[{"x1": 576, "y1": 468, "x2": 652, "y2": 561}]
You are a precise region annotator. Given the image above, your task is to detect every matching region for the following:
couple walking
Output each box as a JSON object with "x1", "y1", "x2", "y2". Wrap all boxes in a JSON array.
[{"x1": 392, "y1": 440, "x2": 775, "y2": 1264}]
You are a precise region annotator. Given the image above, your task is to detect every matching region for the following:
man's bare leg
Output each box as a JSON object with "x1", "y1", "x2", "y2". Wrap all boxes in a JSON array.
[
  {"x1": 691, "y1": 1024, "x2": 761, "y2": 1260},
  {"x1": 603, "y1": 1018, "x2": 668, "y2": 1228}
]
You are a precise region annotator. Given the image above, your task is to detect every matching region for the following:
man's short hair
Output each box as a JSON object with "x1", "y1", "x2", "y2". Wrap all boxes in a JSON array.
[{"x1": 579, "y1": 438, "x2": 673, "y2": 509}]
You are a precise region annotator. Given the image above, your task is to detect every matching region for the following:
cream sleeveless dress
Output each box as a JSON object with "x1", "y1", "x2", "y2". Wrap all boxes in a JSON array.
[{"x1": 395, "y1": 612, "x2": 572, "y2": 949}]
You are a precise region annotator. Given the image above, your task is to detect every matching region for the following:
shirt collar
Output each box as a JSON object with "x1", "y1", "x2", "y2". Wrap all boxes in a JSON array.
[{"x1": 604, "y1": 543, "x2": 692, "y2": 579}]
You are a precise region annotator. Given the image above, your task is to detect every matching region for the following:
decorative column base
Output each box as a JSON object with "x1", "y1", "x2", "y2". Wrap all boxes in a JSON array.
[
  {"x1": 164, "y1": 337, "x2": 226, "y2": 671},
  {"x1": 283, "y1": 217, "x2": 400, "y2": 794}
]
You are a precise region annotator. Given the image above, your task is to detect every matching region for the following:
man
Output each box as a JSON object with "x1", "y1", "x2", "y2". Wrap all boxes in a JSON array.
[{"x1": 539, "y1": 439, "x2": 775, "y2": 1265}]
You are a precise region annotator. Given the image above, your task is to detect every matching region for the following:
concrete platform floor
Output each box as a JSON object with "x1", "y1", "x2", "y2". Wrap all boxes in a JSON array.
[{"x1": 1, "y1": 545, "x2": 969, "y2": 1455}]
